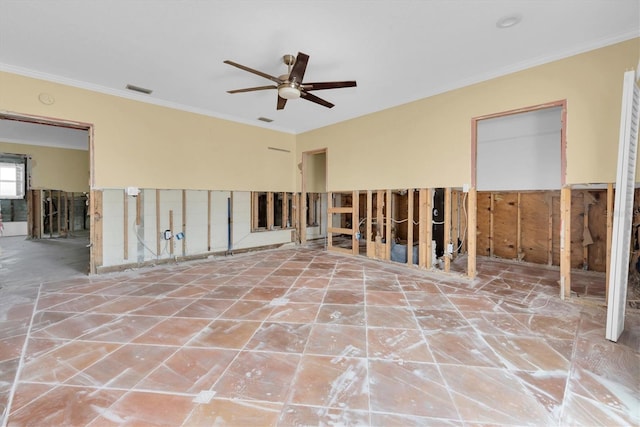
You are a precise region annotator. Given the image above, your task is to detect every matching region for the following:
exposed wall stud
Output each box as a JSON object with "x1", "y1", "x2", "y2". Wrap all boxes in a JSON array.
[
  {"x1": 560, "y1": 186, "x2": 572, "y2": 299},
  {"x1": 467, "y1": 188, "x2": 477, "y2": 278},
  {"x1": 123, "y1": 190, "x2": 128, "y2": 260},
  {"x1": 366, "y1": 190, "x2": 373, "y2": 257},
  {"x1": 606, "y1": 183, "x2": 614, "y2": 303},
  {"x1": 407, "y1": 189, "x2": 414, "y2": 265},
  {"x1": 444, "y1": 187, "x2": 451, "y2": 272}
]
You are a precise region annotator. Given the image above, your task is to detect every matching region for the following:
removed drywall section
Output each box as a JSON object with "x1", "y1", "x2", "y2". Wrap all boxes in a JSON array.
[{"x1": 476, "y1": 189, "x2": 608, "y2": 272}]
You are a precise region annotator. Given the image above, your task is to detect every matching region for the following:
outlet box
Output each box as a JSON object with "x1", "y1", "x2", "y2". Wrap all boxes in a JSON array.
[
  {"x1": 462, "y1": 183, "x2": 470, "y2": 193},
  {"x1": 163, "y1": 230, "x2": 172, "y2": 240}
]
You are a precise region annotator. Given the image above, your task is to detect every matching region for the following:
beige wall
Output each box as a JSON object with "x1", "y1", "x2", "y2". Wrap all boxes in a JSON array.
[
  {"x1": 0, "y1": 73, "x2": 297, "y2": 191},
  {"x1": 296, "y1": 38, "x2": 640, "y2": 191},
  {"x1": 0, "y1": 141, "x2": 89, "y2": 192},
  {"x1": 2, "y1": 38, "x2": 638, "y2": 195}
]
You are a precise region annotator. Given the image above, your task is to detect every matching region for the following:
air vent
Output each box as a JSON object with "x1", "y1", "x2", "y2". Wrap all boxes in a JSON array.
[
  {"x1": 126, "y1": 84, "x2": 153, "y2": 95},
  {"x1": 258, "y1": 117, "x2": 273, "y2": 123}
]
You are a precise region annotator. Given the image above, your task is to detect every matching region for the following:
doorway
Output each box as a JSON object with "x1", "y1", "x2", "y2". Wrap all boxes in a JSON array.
[
  {"x1": 300, "y1": 149, "x2": 327, "y2": 244},
  {"x1": 0, "y1": 113, "x2": 93, "y2": 279}
]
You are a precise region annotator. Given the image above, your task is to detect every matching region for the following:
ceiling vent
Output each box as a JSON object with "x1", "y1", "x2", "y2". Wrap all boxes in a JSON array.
[
  {"x1": 126, "y1": 84, "x2": 153, "y2": 95},
  {"x1": 258, "y1": 117, "x2": 274, "y2": 123}
]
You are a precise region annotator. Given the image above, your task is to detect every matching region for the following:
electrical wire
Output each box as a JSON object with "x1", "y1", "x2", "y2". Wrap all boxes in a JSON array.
[{"x1": 133, "y1": 223, "x2": 159, "y2": 258}]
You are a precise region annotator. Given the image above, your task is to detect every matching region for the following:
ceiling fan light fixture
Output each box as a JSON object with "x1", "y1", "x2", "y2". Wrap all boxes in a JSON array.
[{"x1": 278, "y1": 83, "x2": 301, "y2": 100}]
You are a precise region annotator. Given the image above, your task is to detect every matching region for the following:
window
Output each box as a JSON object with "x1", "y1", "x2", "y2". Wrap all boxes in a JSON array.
[
  {"x1": 0, "y1": 162, "x2": 25, "y2": 199},
  {"x1": 252, "y1": 192, "x2": 294, "y2": 231}
]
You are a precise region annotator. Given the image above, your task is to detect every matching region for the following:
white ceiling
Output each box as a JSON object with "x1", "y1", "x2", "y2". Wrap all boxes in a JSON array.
[{"x1": 0, "y1": 0, "x2": 638, "y2": 149}]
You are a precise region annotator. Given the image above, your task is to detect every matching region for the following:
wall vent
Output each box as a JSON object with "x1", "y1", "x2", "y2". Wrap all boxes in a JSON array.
[
  {"x1": 258, "y1": 117, "x2": 273, "y2": 123},
  {"x1": 126, "y1": 84, "x2": 153, "y2": 95}
]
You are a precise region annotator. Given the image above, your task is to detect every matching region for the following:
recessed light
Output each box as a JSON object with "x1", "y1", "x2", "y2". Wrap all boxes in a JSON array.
[
  {"x1": 496, "y1": 14, "x2": 522, "y2": 29},
  {"x1": 126, "y1": 84, "x2": 153, "y2": 95}
]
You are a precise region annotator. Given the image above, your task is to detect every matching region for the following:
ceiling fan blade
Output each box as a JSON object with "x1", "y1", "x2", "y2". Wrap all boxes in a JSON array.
[
  {"x1": 300, "y1": 91, "x2": 334, "y2": 108},
  {"x1": 277, "y1": 95, "x2": 287, "y2": 110},
  {"x1": 288, "y1": 52, "x2": 309, "y2": 83},
  {"x1": 301, "y1": 81, "x2": 357, "y2": 91},
  {"x1": 227, "y1": 85, "x2": 277, "y2": 94},
  {"x1": 223, "y1": 60, "x2": 282, "y2": 84}
]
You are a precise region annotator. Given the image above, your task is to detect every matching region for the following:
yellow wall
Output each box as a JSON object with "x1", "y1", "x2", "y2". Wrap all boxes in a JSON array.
[
  {"x1": 0, "y1": 73, "x2": 297, "y2": 191},
  {"x1": 0, "y1": 141, "x2": 89, "y2": 192},
  {"x1": 2, "y1": 38, "x2": 638, "y2": 194},
  {"x1": 297, "y1": 38, "x2": 640, "y2": 191}
]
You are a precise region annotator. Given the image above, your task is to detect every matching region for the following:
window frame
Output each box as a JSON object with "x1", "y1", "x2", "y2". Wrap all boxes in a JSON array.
[
  {"x1": 0, "y1": 159, "x2": 27, "y2": 200},
  {"x1": 251, "y1": 191, "x2": 294, "y2": 232}
]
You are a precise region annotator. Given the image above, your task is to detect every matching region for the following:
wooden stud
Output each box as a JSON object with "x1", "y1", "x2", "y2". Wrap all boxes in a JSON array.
[
  {"x1": 489, "y1": 192, "x2": 494, "y2": 258},
  {"x1": 293, "y1": 193, "x2": 299, "y2": 242},
  {"x1": 300, "y1": 155, "x2": 308, "y2": 244},
  {"x1": 63, "y1": 192, "x2": 69, "y2": 236},
  {"x1": 352, "y1": 190, "x2": 359, "y2": 255},
  {"x1": 327, "y1": 192, "x2": 334, "y2": 251},
  {"x1": 207, "y1": 190, "x2": 212, "y2": 252},
  {"x1": 560, "y1": 186, "x2": 571, "y2": 300},
  {"x1": 606, "y1": 183, "x2": 614, "y2": 304},
  {"x1": 36, "y1": 190, "x2": 42, "y2": 238},
  {"x1": 229, "y1": 192, "x2": 234, "y2": 251},
  {"x1": 444, "y1": 187, "x2": 451, "y2": 272},
  {"x1": 267, "y1": 192, "x2": 274, "y2": 230},
  {"x1": 366, "y1": 190, "x2": 373, "y2": 257},
  {"x1": 70, "y1": 192, "x2": 75, "y2": 233},
  {"x1": 467, "y1": 188, "x2": 477, "y2": 278},
  {"x1": 169, "y1": 209, "x2": 174, "y2": 256},
  {"x1": 407, "y1": 189, "x2": 414, "y2": 265},
  {"x1": 182, "y1": 190, "x2": 187, "y2": 257},
  {"x1": 418, "y1": 189, "x2": 426, "y2": 267},
  {"x1": 156, "y1": 190, "x2": 161, "y2": 256},
  {"x1": 375, "y1": 190, "x2": 384, "y2": 259},
  {"x1": 385, "y1": 189, "x2": 392, "y2": 260},
  {"x1": 282, "y1": 192, "x2": 288, "y2": 230},
  {"x1": 451, "y1": 191, "x2": 459, "y2": 259},
  {"x1": 57, "y1": 191, "x2": 61, "y2": 236},
  {"x1": 136, "y1": 190, "x2": 142, "y2": 226},
  {"x1": 123, "y1": 190, "x2": 128, "y2": 260},
  {"x1": 89, "y1": 190, "x2": 103, "y2": 274},
  {"x1": 26, "y1": 190, "x2": 33, "y2": 238},
  {"x1": 547, "y1": 193, "x2": 553, "y2": 265},
  {"x1": 583, "y1": 195, "x2": 590, "y2": 269},
  {"x1": 517, "y1": 192, "x2": 522, "y2": 261}
]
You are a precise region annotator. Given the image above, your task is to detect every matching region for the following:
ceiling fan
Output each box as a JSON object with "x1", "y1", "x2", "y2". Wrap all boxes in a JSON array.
[{"x1": 224, "y1": 52, "x2": 357, "y2": 110}]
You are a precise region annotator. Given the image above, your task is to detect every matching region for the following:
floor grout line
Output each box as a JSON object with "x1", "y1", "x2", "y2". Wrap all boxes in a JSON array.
[{"x1": 2, "y1": 283, "x2": 44, "y2": 427}]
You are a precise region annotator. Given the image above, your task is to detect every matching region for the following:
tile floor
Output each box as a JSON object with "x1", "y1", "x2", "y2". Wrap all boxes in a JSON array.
[{"x1": 1, "y1": 245, "x2": 639, "y2": 426}]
